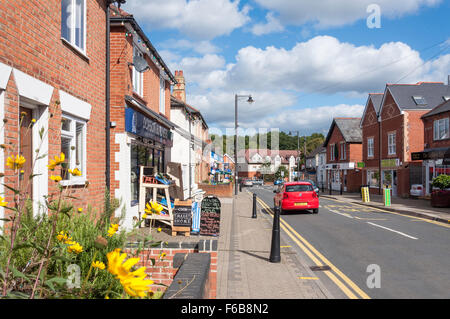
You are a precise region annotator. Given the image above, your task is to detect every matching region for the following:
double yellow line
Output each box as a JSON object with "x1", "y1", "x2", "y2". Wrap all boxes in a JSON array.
[{"x1": 254, "y1": 195, "x2": 371, "y2": 299}]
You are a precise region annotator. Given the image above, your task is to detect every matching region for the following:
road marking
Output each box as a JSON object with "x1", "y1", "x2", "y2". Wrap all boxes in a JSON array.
[
  {"x1": 323, "y1": 197, "x2": 450, "y2": 229},
  {"x1": 327, "y1": 208, "x2": 354, "y2": 219},
  {"x1": 299, "y1": 277, "x2": 319, "y2": 280},
  {"x1": 367, "y1": 222, "x2": 418, "y2": 240},
  {"x1": 255, "y1": 197, "x2": 369, "y2": 299},
  {"x1": 354, "y1": 216, "x2": 387, "y2": 221},
  {"x1": 281, "y1": 245, "x2": 292, "y2": 248}
]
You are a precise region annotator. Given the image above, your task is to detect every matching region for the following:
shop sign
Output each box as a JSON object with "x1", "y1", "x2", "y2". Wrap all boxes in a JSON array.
[
  {"x1": 381, "y1": 159, "x2": 399, "y2": 168},
  {"x1": 357, "y1": 162, "x2": 365, "y2": 168},
  {"x1": 125, "y1": 108, "x2": 173, "y2": 146}
]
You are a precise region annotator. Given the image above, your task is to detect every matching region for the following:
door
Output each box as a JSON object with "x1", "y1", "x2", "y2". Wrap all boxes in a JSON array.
[
  {"x1": 19, "y1": 107, "x2": 33, "y2": 198},
  {"x1": 392, "y1": 170, "x2": 398, "y2": 196}
]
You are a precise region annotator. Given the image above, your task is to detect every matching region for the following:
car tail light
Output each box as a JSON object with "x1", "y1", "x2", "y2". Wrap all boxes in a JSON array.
[
  {"x1": 312, "y1": 191, "x2": 317, "y2": 198},
  {"x1": 283, "y1": 193, "x2": 289, "y2": 199}
]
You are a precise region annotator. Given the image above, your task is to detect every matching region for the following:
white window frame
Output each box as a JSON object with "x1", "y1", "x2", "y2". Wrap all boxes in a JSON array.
[
  {"x1": 340, "y1": 142, "x2": 346, "y2": 160},
  {"x1": 61, "y1": 0, "x2": 87, "y2": 54},
  {"x1": 367, "y1": 170, "x2": 379, "y2": 188},
  {"x1": 433, "y1": 117, "x2": 449, "y2": 141},
  {"x1": 367, "y1": 137, "x2": 374, "y2": 158},
  {"x1": 60, "y1": 114, "x2": 87, "y2": 185},
  {"x1": 159, "y1": 75, "x2": 165, "y2": 114},
  {"x1": 132, "y1": 46, "x2": 144, "y2": 97},
  {"x1": 330, "y1": 144, "x2": 335, "y2": 161},
  {"x1": 388, "y1": 132, "x2": 396, "y2": 155}
]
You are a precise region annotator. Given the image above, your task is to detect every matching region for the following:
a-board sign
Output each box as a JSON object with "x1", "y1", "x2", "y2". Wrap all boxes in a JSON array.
[
  {"x1": 173, "y1": 200, "x2": 192, "y2": 227},
  {"x1": 200, "y1": 196, "x2": 221, "y2": 236}
]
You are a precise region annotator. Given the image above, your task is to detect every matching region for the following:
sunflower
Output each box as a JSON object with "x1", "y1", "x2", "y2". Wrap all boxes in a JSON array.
[{"x1": 47, "y1": 153, "x2": 65, "y2": 170}]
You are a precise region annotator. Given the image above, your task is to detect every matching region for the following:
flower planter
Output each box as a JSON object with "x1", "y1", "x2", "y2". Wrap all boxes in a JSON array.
[{"x1": 430, "y1": 190, "x2": 450, "y2": 208}]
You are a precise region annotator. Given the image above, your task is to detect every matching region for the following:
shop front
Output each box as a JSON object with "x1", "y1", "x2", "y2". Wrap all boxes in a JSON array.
[
  {"x1": 415, "y1": 147, "x2": 450, "y2": 195},
  {"x1": 381, "y1": 159, "x2": 401, "y2": 196},
  {"x1": 113, "y1": 103, "x2": 174, "y2": 230},
  {"x1": 326, "y1": 162, "x2": 356, "y2": 191}
]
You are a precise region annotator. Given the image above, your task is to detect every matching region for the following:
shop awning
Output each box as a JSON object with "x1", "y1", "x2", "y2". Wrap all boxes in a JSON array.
[
  {"x1": 418, "y1": 147, "x2": 450, "y2": 163},
  {"x1": 125, "y1": 95, "x2": 175, "y2": 130}
]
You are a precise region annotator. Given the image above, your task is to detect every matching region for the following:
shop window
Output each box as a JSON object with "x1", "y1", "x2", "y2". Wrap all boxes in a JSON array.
[
  {"x1": 433, "y1": 118, "x2": 449, "y2": 141},
  {"x1": 61, "y1": 0, "x2": 86, "y2": 53},
  {"x1": 130, "y1": 144, "x2": 154, "y2": 205},
  {"x1": 60, "y1": 115, "x2": 86, "y2": 182},
  {"x1": 367, "y1": 170, "x2": 379, "y2": 188}
]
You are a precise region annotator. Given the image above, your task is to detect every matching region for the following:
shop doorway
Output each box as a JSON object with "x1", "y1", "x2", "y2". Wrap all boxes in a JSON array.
[{"x1": 382, "y1": 170, "x2": 397, "y2": 196}]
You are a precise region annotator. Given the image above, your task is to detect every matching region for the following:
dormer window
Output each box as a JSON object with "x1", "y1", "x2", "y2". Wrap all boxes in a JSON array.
[
  {"x1": 443, "y1": 96, "x2": 450, "y2": 101},
  {"x1": 413, "y1": 96, "x2": 427, "y2": 105}
]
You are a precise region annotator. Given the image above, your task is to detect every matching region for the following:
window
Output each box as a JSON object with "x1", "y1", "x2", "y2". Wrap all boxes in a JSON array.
[
  {"x1": 285, "y1": 184, "x2": 313, "y2": 192},
  {"x1": 340, "y1": 142, "x2": 346, "y2": 160},
  {"x1": 367, "y1": 137, "x2": 374, "y2": 158},
  {"x1": 61, "y1": 0, "x2": 86, "y2": 53},
  {"x1": 388, "y1": 132, "x2": 396, "y2": 155},
  {"x1": 433, "y1": 118, "x2": 449, "y2": 140},
  {"x1": 412, "y1": 96, "x2": 427, "y2": 105},
  {"x1": 130, "y1": 144, "x2": 154, "y2": 204},
  {"x1": 61, "y1": 115, "x2": 86, "y2": 182},
  {"x1": 159, "y1": 75, "x2": 165, "y2": 114},
  {"x1": 330, "y1": 144, "x2": 335, "y2": 161},
  {"x1": 367, "y1": 170, "x2": 379, "y2": 188},
  {"x1": 132, "y1": 46, "x2": 144, "y2": 96}
]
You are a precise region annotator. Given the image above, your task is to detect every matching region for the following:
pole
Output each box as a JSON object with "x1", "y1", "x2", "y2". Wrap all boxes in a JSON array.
[
  {"x1": 234, "y1": 94, "x2": 238, "y2": 196},
  {"x1": 252, "y1": 193, "x2": 257, "y2": 218},
  {"x1": 304, "y1": 135, "x2": 307, "y2": 180},
  {"x1": 189, "y1": 112, "x2": 192, "y2": 199},
  {"x1": 297, "y1": 131, "x2": 300, "y2": 181},
  {"x1": 105, "y1": 3, "x2": 111, "y2": 194},
  {"x1": 269, "y1": 206, "x2": 281, "y2": 263}
]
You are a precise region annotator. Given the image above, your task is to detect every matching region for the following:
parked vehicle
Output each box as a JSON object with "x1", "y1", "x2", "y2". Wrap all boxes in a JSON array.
[
  {"x1": 243, "y1": 179, "x2": 253, "y2": 187},
  {"x1": 410, "y1": 184, "x2": 424, "y2": 197},
  {"x1": 273, "y1": 181, "x2": 319, "y2": 214},
  {"x1": 274, "y1": 179, "x2": 284, "y2": 185},
  {"x1": 252, "y1": 178, "x2": 264, "y2": 186}
]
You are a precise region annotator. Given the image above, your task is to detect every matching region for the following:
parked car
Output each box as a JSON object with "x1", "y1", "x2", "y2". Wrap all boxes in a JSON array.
[
  {"x1": 274, "y1": 179, "x2": 284, "y2": 185},
  {"x1": 410, "y1": 184, "x2": 424, "y2": 197},
  {"x1": 273, "y1": 182, "x2": 319, "y2": 214},
  {"x1": 252, "y1": 178, "x2": 264, "y2": 186},
  {"x1": 243, "y1": 179, "x2": 253, "y2": 187},
  {"x1": 302, "y1": 179, "x2": 320, "y2": 197}
]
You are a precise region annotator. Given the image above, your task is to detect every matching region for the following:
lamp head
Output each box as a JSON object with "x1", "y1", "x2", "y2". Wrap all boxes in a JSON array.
[{"x1": 247, "y1": 95, "x2": 254, "y2": 103}]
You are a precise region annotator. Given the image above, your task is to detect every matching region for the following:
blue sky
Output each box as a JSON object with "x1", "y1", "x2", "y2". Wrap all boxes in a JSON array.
[{"x1": 123, "y1": 0, "x2": 450, "y2": 136}]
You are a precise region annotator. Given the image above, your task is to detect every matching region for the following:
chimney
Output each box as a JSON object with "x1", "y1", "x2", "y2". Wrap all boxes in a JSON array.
[{"x1": 173, "y1": 70, "x2": 186, "y2": 102}]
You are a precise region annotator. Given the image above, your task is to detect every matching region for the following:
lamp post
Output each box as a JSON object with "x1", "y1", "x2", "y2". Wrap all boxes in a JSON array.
[
  {"x1": 234, "y1": 94, "x2": 254, "y2": 195},
  {"x1": 289, "y1": 131, "x2": 300, "y2": 181}
]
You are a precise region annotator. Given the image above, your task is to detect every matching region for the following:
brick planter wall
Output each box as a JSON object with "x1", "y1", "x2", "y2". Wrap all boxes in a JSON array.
[
  {"x1": 125, "y1": 239, "x2": 218, "y2": 298},
  {"x1": 199, "y1": 183, "x2": 233, "y2": 198}
]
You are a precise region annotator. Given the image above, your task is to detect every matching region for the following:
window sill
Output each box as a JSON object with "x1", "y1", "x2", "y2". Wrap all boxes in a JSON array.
[
  {"x1": 60, "y1": 178, "x2": 88, "y2": 187},
  {"x1": 132, "y1": 92, "x2": 147, "y2": 105},
  {"x1": 61, "y1": 38, "x2": 89, "y2": 62}
]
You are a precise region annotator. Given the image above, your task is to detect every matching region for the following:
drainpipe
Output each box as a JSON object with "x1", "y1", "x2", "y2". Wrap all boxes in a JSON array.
[
  {"x1": 378, "y1": 115, "x2": 382, "y2": 195},
  {"x1": 106, "y1": 2, "x2": 111, "y2": 193}
]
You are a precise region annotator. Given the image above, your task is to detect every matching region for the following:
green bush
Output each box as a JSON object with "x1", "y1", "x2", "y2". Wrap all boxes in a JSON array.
[{"x1": 432, "y1": 174, "x2": 450, "y2": 190}]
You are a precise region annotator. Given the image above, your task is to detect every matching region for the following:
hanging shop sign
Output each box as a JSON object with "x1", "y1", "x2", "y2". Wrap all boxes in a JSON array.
[
  {"x1": 381, "y1": 159, "x2": 400, "y2": 168},
  {"x1": 125, "y1": 108, "x2": 173, "y2": 146}
]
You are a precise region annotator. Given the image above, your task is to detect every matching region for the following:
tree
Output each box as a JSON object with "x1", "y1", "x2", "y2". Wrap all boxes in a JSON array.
[{"x1": 275, "y1": 166, "x2": 289, "y2": 181}]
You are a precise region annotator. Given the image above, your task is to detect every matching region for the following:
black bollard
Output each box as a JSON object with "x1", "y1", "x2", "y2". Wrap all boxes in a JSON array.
[
  {"x1": 252, "y1": 193, "x2": 257, "y2": 218},
  {"x1": 269, "y1": 206, "x2": 281, "y2": 263},
  {"x1": 321, "y1": 183, "x2": 324, "y2": 193},
  {"x1": 329, "y1": 181, "x2": 332, "y2": 195},
  {"x1": 340, "y1": 182, "x2": 343, "y2": 195},
  {"x1": 239, "y1": 182, "x2": 242, "y2": 192}
]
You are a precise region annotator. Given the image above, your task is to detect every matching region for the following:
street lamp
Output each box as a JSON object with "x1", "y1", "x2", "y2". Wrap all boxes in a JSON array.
[
  {"x1": 234, "y1": 94, "x2": 254, "y2": 195},
  {"x1": 289, "y1": 131, "x2": 300, "y2": 181}
]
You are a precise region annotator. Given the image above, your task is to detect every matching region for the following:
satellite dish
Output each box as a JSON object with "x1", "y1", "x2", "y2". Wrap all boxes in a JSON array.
[{"x1": 133, "y1": 55, "x2": 150, "y2": 73}]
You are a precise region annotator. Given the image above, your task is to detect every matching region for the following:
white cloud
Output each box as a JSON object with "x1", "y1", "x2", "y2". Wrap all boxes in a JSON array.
[
  {"x1": 254, "y1": 0, "x2": 442, "y2": 28},
  {"x1": 123, "y1": 0, "x2": 251, "y2": 40},
  {"x1": 251, "y1": 12, "x2": 284, "y2": 36}
]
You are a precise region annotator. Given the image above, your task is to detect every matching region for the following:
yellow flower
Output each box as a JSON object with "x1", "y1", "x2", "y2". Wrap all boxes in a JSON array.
[
  {"x1": 31, "y1": 118, "x2": 36, "y2": 123},
  {"x1": 145, "y1": 201, "x2": 164, "y2": 215},
  {"x1": 77, "y1": 207, "x2": 83, "y2": 213},
  {"x1": 50, "y1": 175, "x2": 62, "y2": 182},
  {"x1": 67, "y1": 241, "x2": 83, "y2": 254},
  {"x1": 142, "y1": 213, "x2": 147, "y2": 219},
  {"x1": 68, "y1": 168, "x2": 82, "y2": 176},
  {"x1": 106, "y1": 249, "x2": 153, "y2": 298},
  {"x1": 157, "y1": 227, "x2": 162, "y2": 233},
  {"x1": 6, "y1": 154, "x2": 26, "y2": 170},
  {"x1": 107, "y1": 223, "x2": 119, "y2": 237},
  {"x1": 47, "y1": 153, "x2": 65, "y2": 170},
  {"x1": 56, "y1": 231, "x2": 68, "y2": 242},
  {"x1": 160, "y1": 252, "x2": 166, "y2": 259},
  {"x1": 92, "y1": 261, "x2": 106, "y2": 270},
  {"x1": 0, "y1": 196, "x2": 8, "y2": 207}
]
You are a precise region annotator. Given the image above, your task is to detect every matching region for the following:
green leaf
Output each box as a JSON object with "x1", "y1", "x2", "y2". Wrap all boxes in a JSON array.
[
  {"x1": 29, "y1": 173, "x2": 42, "y2": 180},
  {"x1": 13, "y1": 242, "x2": 45, "y2": 255},
  {"x1": 52, "y1": 255, "x2": 73, "y2": 263},
  {"x1": 10, "y1": 265, "x2": 31, "y2": 283},
  {"x1": 5, "y1": 291, "x2": 30, "y2": 299},
  {"x1": 2, "y1": 183, "x2": 20, "y2": 195},
  {"x1": 150, "y1": 258, "x2": 155, "y2": 266},
  {"x1": 45, "y1": 277, "x2": 67, "y2": 291}
]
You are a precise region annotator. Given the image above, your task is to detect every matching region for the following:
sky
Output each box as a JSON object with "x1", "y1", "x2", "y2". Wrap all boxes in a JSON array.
[{"x1": 122, "y1": 0, "x2": 450, "y2": 136}]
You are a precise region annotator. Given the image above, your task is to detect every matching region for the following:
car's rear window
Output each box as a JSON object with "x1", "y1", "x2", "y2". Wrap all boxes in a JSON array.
[{"x1": 285, "y1": 184, "x2": 313, "y2": 192}]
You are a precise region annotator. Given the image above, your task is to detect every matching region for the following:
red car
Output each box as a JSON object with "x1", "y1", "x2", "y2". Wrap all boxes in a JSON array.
[{"x1": 273, "y1": 181, "x2": 319, "y2": 214}]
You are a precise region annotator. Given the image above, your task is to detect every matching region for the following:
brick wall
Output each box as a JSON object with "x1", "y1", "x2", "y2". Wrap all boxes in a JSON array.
[
  {"x1": 126, "y1": 239, "x2": 218, "y2": 298},
  {"x1": 200, "y1": 183, "x2": 233, "y2": 198},
  {"x1": 0, "y1": 0, "x2": 108, "y2": 220}
]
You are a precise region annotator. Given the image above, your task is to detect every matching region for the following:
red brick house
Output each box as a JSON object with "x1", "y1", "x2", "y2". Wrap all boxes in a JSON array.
[
  {"x1": 323, "y1": 118, "x2": 363, "y2": 192},
  {"x1": 360, "y1": 93, "x2": 384, "y2": 194},
  {"x1": 419, "y1": 99, "x2": 450, "y2": 194},
  {"x1": 0, "y1": 0, "x2": 109, "y2": 229},
  {"x1": 377, "y1": 82, "x2": 450, "y2": 197},
  {"x1": 108, "y1": 6, "x2": 176, "y2": 229}
]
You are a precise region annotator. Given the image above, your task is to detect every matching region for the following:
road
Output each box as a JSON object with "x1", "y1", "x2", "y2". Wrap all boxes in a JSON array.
[{"x1": 247, "y1": 184, "x2": 450, "y2": 299}]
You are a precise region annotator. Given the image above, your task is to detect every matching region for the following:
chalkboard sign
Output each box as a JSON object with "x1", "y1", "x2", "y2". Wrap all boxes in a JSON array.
[
  {"x1": 200, "y1": 196, "x2": 221, "y2": 236},
  {"x1": 173, "y1": 200, "x2": 192, "y2": 227}
]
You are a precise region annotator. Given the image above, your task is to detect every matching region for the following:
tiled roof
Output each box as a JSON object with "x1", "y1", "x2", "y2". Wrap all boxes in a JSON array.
[
  {"x1": 421, "y1": 99, "x2": 450, "y2": 118},
  {"x1": 324, "y1": 118, "x2": 362, "y2": 146}
]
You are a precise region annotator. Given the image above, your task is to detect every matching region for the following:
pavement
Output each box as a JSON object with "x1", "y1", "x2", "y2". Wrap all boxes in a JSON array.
[
  {"x1": 216, "y1": 192, "x2": 334, "y2": 299},
  {"x1": 320, "y1": 190, "x2": 450, "y2": 224}
]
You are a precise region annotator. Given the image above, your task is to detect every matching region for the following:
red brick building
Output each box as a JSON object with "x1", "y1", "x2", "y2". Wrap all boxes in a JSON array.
[
  {"x1": 419, "y1": 99, "x2": 450, "y2": 194},
  {"x1": 323, "y1": 118, "x2": 363, "y2": 192},
  {"x1": 108, "y1": 6, "x2": 176, "y2": 229},
  {"x1": 360, "y1": 93, "x2": 383, "y2": 194},
  {"x1": 0, "y1": 0, "x2": 109, "y2": 229},
  {"x1": 376, "y1": 82, "x2": 450, "y2": 197}
]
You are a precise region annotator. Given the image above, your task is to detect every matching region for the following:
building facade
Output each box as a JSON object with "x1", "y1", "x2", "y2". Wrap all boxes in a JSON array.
[
  {"x1": 108, "y1": 7, "x2": 176, "y2": 229},
  {"x1": 237, "y1": 149, "x2": 297, "y2": 180},
  {"x1": 323, "y1": 118, "x2": 363, "y2": 192},
  {"x1": 0, "y1": 0, "x2": 109, "y2": 231}
]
